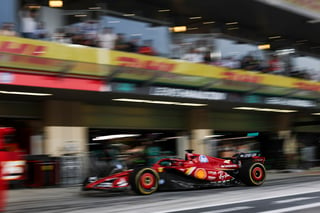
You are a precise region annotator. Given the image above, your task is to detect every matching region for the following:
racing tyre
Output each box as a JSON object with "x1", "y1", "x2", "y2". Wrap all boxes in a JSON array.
[
  {"x1": 129, "y1": 167, "x2": 159, "y2": 195},
  {"x1": 239, "y1": 162, "x2": 266, "y2": 186}
]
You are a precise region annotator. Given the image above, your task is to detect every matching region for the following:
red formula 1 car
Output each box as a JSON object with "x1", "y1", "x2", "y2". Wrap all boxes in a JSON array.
[{"x1": 82, "y1": 150, "x2": 266, "y2": 195}]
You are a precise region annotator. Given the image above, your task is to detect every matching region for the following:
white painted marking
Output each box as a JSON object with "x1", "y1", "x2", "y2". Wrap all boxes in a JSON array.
[
  {"x1": 155, "y1": 182, "x2": 320, "y2": 213},
  {"x1": 202, "y1": 206, "x2": 254, "y2": 213},
  {"x1": 258, "y1": 202, "x2": 320, "y2": 213},
  {"x1": 274, "y1": 196, "x2": 318, "y2": 204}
]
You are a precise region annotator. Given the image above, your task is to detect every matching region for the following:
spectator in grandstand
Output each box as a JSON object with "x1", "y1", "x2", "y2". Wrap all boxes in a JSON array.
[
  {"x1": 181, "y1": 47, "x2": 204, "y2": 63},
  {"x1": 97, "y1": 27, "x2": 117, "y2": 50},
  {"x1": 114, "y1": 33, "x2": 129, "y2": 51},
  {"x1": 170, "y1": 38, "x2": 185, "y2": 59},
  {"x1": 34, "y1": 21, "x2": 50, "y2": 40},
  {"x1": 52, "y1": 27, "x2": 71, "y2": 43},
  {"x1": 195, "y1": 39, "x2": 210, "y2": 56},
  {"x1": 20, "y1": 9, "x2": 37, "y2": 39},
  {"x1": 127, "y1": 36, "x2": 141, "y2": 53},
  {"x1": 240, "y1": 55, "x2": 261, "y2": 71},
  {"x1": 65, "y1": 26, "x2": 84, "y2": 45},
  {"x1": 138, "y1": 39, "x2": 156, "y2": 56},
  {"x1": 266, "y1": 54, "x2": 285, "y2": 75},
  {"x1": 217, "y1": 56, "x2": 241, "y2": 69},
  {"x1": 81, "y1": 20, "x2": 99, "y2": 47},
  {"x1": 0, "y1": 22, "x2": 17, "y2": 36}
]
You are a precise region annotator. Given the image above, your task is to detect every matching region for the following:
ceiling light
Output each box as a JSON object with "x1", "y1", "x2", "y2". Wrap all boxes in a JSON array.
[
  {"x1": 233, "y1": 106, "x2": 297, "y2": 113},
  {"x1": 74, "y1": 14, "x2": 87, "y2": 17},
  {"x1": 312, "y1": 112, "x2": 320, "y2": 115},
  {"x1": 123, "y1": 13, "x2": 135, "y2": 17},
  {"x1": 158, "y1": 9, "x2": 170, "y2": 12},
  {"x1": 227, "y1": 27, "x2": 239, "y2": 30},
  {"x1": 189, "y1": 16, "x2": 202, "y2": 20},
  {"x1": 93, "y1": 134, "x2": 140, "y2": 141},
  {"x1": 203, "y1": 21, "x2": 215, "y2": 24},
  {"x1": 49, "y1": 0, "x2": 63, "y2": 8},
  {"x1": 169, "y1": 26, "x2": 187, "y2": 32},
  {"x1": 0, "y1": 91, "x2": 52, "y2": 96},
  {"x1": 258, "y1": 44, "x2": 271, "y2": 50},
  {"x1": 226, "y1": 22, "x2": 238, "y2": 25},
  {"x1": 88, "y1": 7, "x2": 101, "y2": 10},
  {"x1": 112, "y1": 98, "x2": 207, "y2": 107},
  {"x1": 268, "y1": 35, "x2": 281, "y2": 39},
  {"x1": 275, "y1": 48, "x2": 295, "y2": 55}
]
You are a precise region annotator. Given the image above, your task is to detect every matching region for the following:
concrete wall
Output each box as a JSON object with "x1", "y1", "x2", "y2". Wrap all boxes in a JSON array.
[
  {"x1": 44, "y1": 126, "x2": 88, "y2": 156},
  {"x1": 83, "y1": 104, "x2": 187, "y2": 130},
  {"x1": 38, "y1": 6, "x2": 65, "y2": 35}
]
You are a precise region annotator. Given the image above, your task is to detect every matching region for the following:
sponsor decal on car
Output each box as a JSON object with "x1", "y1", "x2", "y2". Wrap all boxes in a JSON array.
[
  {"x1": 221, "y1": 164, "x2": 238, "y2": 168},
  {"x1": 208, "y1": 176, "x2": 216, "y2": 180},
  {"x1": 194, "y1": 168, "x2": 207, "y2": 179},
  {"x1": 185, "y1": 167, "x2": 196, "y2": 175},
  {"x1": 199, "y1": 155, "x2": 209, "y2": 163},
  {"x1": 157, "y1": 167, "x2": 164, "y2": 173},
  {"x1": 115, "y1": 177, "x2": 128, "y2": 187},
  {"x1": 208, "y1": 171, "x2": 217, "y2": 175}
]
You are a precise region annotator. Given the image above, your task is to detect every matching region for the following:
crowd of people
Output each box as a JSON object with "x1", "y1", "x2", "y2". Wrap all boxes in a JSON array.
[
  {"x1": 176, "y1": 43, "x2": 312, "y2": 80},
  {"x1": 0, "y1": 9, "x2": 157, "y2": 56},
  {"x1": 0, "y1": 9, "x2": 315, "y2": 80}
]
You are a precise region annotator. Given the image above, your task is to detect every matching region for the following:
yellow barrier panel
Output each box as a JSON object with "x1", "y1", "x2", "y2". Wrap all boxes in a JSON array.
[{"x1": 1, "y1": 35, "x2": 320, "y2": 94}]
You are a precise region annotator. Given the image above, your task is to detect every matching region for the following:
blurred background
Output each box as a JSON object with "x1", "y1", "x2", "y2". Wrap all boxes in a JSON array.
[{"x1": 0, "y1": 0, "x2": 320, "y2": 190}]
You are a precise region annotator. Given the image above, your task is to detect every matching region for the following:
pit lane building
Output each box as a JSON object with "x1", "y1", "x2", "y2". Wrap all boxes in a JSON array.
[{"x1": 1, "y1": 0, "x2": 320, "y2": 174}]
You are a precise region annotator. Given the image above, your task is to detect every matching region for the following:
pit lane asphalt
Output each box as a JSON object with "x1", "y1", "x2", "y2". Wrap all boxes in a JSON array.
[{"x1": 5, "y1": 169, "x2": 320, "y2": 213}]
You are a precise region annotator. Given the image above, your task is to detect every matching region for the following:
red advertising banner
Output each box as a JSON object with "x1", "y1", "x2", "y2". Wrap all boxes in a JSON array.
[{"x1": 0, "y1": 72, "x2": 105, "y2": 91}]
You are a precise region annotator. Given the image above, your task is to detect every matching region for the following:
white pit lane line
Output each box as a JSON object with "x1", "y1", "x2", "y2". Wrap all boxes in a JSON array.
[
  {"x1": 273, "y1": 196, "x2": 318, "y2": 204},
  {"x1": 258, "y1": 202, "x2": 320, "y2": 213},
  {"x1": 201, "y1": 206, "x2": 254, "y2": 213}
]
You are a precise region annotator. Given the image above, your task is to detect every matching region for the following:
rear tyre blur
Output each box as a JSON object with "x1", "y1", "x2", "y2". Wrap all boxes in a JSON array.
[{"x1": 239, "y1": 162, "x2": 266, "y2": 186}]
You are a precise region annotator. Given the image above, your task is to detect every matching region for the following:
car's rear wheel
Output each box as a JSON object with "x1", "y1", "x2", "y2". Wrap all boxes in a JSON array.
[
  {"x1": 129, "y1": 167, "x2": 159, "y2": 195},
  {"x1": 239, "y1": 162, "x2": 266, "y2": 186}
]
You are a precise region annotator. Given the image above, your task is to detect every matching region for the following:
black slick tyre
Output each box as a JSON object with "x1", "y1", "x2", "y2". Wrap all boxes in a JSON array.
[
  {"x1": 129, "y1": 167, "x2": 159, "y2": 195},
  {"x1": 239, "y1": 162, "x2": 266, "y2": 186}
]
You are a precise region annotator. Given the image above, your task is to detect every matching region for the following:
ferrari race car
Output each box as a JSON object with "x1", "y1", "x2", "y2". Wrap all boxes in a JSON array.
[{"x1": 82, "y1": 150, "x2": 266, "y2": 195}]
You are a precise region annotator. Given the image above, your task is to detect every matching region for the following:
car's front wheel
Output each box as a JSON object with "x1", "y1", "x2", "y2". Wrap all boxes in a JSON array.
[{"x1": 129, "y1": 167, "x2": 159, "y2": 195}]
